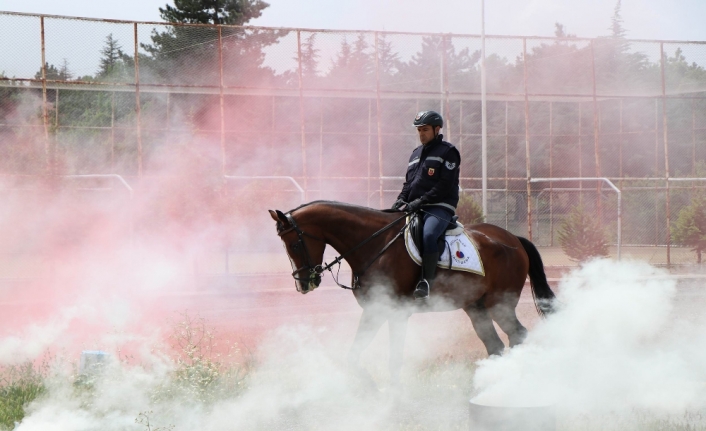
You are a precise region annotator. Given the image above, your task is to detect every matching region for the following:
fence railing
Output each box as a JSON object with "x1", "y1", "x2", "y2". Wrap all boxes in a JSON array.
[{"x1": 1, "y1": 11, "x2": 706, "y2": 265}]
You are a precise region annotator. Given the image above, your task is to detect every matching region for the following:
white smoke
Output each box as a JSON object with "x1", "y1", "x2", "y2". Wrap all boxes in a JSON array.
[{"x1": 472, "y1": 259, "x2": 706, "y2": 417}]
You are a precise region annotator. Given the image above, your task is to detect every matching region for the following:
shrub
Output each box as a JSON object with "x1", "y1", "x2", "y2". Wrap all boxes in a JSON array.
[
  {"x1": 671, "y1": 195, "x2": 706, "y2": 264},
  {"x1": 456, "y1": 194, "x2": 484, "y2": 225},
  {"x1": 558, "y1": 205, "x2": 610, "y2": 262}
]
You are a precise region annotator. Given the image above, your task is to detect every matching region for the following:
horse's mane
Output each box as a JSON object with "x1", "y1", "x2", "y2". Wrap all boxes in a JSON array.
[{"x1": 287, "y1": 200, "x2": 399, "y2": 220}]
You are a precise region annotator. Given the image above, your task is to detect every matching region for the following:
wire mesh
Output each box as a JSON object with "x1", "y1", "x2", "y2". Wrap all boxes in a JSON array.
[{"x1": 2, "y1": 11, "x2": 706, "y2": 265}]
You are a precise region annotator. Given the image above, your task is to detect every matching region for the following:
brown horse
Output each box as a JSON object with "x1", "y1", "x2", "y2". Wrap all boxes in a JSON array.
[{"x1": 268, "y1": 201, "x2": 555, "y2": 385}]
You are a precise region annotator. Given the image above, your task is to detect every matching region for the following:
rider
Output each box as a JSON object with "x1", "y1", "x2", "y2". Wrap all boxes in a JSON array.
[{"x1": 391, "y1": 111, "x2": 460, "y2": 300}]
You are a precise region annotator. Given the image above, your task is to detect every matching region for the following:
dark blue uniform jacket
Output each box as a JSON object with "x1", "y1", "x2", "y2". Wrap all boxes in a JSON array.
[{"x1": 397, "y1": 134, "x2": 460, "y2": 211}]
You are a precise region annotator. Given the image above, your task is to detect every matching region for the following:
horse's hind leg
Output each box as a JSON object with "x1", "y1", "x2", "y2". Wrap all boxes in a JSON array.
[
  {"x1": 463, "y1": 300, "x2": 505, "y2": 356},
  {"x1": 487, "y1": 302, "x2": 528, "y2": 347}
]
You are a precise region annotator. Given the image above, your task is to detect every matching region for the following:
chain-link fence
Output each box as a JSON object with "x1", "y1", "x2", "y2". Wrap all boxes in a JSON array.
[{"x1": 1, "y1": 11, "x2": 706, "y2": 266}]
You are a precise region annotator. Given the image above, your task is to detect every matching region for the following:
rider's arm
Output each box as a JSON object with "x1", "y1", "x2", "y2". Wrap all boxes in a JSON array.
[
  {"x1": 397, "y1": 180, "x2": 411, "y2": 202},
  {"x1": 420, "y1": 148, "x2": 460, "y2": 204},
  {"x1": 397, "y1": 152, "x2": 418, "y2": 202}
]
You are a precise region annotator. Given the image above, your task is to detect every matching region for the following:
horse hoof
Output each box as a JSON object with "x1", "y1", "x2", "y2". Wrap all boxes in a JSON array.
[{"x1": 350, "y1": 367, "x2": 379, "y2": 392}]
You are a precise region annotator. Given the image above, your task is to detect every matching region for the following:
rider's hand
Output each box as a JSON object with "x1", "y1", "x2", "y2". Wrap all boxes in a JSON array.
[
  {"x1": 391, "y1": 199, "x2": 405, "y2": 211},
  {"x1": 406, "y1": 198, "x2": 425, "y2": 212}
]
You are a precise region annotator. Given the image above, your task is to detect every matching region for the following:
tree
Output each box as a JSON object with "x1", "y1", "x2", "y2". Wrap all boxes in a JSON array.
[
  {"x1": 456, "y1": 194, "x2": 484, "y2": 225},
  {"x1": 300, "y1": 33, "x2": 320, "y2": 80},
  {"x1": 672, "y1": 195, "x2": 706, "y2": 263},
  {"x1": 376, "y1": 33, "x2": 400, "y2": 79},
  {"x1": 97, "y1": 34, "x2": 131, "y2": 80},
  {"x1": 159, "y1": 0, "x2": 269, "y2": 25},
  {"x1": 558, "y1": 205, "x2": 610, "y2": 262},
  {"x1": 327, "y1": 34, "x2": 373, "y2": 88},
  {"x1": 142, "y1": 0, "x2": 283, "y2": 87}
]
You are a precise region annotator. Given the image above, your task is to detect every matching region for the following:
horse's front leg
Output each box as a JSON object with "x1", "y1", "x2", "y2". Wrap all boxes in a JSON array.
[
  {"x1": 388, "y1": 310, "x2": 410, "y2": 387},
  {"x1": 348, "y1": 306, "x2": 386, "y2": 389}
]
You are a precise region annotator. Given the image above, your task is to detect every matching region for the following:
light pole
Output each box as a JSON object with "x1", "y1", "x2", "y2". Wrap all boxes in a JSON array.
[{"x1": 480, "y1": 0, "x2": 488, "y2": 220}]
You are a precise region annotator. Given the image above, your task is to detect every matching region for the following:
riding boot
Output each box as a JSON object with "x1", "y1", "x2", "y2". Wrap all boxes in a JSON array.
[{"x1": 414, "y1": 252, "x2": 439, "y2": 300}]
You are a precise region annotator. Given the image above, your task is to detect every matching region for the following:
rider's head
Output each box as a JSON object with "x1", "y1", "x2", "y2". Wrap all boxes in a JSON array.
[{"x1": 413, "y1": 111, "x2": 443, "y2": 145}]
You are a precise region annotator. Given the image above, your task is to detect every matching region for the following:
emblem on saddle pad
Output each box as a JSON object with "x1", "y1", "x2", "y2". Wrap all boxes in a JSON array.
[
  {"x1": 428, "y1": 167, "x2": 435, "y2": 176},
  {"x1": 451, "y1": 239, "x2": 470, "y2": 265}
]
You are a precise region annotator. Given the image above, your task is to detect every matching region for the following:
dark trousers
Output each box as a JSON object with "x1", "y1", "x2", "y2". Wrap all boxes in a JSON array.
[{"x1": 422, "y1": 206, "x2": 454, "y2": 254}]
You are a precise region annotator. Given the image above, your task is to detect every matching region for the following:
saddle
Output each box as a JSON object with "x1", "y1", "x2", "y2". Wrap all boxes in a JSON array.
[
  {"x1": 409, "y1": 212, "x2": 461, "y2": 256},
  {"x1": 404, "y1": 213, "x2": 484, "y2": 275}
]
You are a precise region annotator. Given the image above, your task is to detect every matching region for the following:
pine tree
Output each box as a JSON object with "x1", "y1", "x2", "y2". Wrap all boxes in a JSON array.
[
  {"x1": 142, "y1": 0, "x2": 280, "y2": 87},
  {"x1": 376, "y1": 33, "x2": 400, "y2": 78},
  {"x1": 456, "y1": 194, "x2": 484, "y2": 225},
  {"x1": 159, "y1": 0, "x2": 268, "y2": 25},
  {"x1": 58, "y1": 59, "x2": 73, "y2": 81},
  {"x1": 558, "y1": 205, "x2": 610, "y2": 262},
  {"x1": 672, "y1": 195, "x2": 706, "y2": 264},
  {"x1": 97, "y1": 34, "x2": 126, "y2": 77},
  {"x1": 299, "y1": 33, "x2": 320, "y2": 80},
  {"x1": 610, "y1": 0, "x2": 627, "y2": 40}
]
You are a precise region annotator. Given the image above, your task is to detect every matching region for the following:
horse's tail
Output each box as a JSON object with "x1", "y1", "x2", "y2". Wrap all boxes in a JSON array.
[{"x1": 516, "y1": 236, "x2": 556, "y2": 317}]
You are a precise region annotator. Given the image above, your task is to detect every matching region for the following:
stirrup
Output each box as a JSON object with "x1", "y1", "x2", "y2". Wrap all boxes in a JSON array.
[{"x1": 413, "y1": 279, "x2": 430, "y2": 300}]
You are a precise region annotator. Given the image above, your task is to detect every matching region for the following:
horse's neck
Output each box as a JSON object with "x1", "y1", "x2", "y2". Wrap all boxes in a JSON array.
[{"x1": 313, "y1": 206, "x2": 390, "y2": 269}]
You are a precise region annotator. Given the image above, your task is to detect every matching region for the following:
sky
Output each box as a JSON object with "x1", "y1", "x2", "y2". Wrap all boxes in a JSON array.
[{"x1": 1, "y1": 0, "x2": 705, "y2": 41}]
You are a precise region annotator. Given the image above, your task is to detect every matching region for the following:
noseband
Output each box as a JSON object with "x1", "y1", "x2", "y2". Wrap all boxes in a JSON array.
[{"x1": 277, "y1": 213, "x2": 324, "y2": 289}]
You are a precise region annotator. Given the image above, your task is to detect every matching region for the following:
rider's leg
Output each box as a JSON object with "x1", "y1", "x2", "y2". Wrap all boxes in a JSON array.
[{"x1": 414, "y1": 206, "x2": 454, "y2": 299}]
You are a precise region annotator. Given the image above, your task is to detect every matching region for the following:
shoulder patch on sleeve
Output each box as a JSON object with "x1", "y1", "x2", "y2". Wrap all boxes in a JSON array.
[{"x1": 445, "y1": 161, "x2": 456, "y2": 170}]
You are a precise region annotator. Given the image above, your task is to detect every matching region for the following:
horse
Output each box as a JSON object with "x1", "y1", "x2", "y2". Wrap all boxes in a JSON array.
[{"x1": 268, "y1": 200, "x2": 556, "y2": 385}]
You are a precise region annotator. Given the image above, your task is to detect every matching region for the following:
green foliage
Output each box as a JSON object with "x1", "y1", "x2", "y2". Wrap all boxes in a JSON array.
[
  {"x1": 671, "y1": 194, "x2": 706, "y2": 263},
  {"x1": 456, "y1": 194, "x2": 484, "y2": 225},
  {"x1": 159, "y1": 0, "x2": 269, "y2": 25},
  {"x1": 0, "y1": 362, "x2": 47, "y2": 430},
  {"x1": 558, "y1": 205, "x2": 610, "y2": 262}
]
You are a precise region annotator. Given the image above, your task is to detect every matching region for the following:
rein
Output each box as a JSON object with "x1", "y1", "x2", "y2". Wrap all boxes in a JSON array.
[{"x1": 278, "y1": 211, "x2": 409, "y2": 290}]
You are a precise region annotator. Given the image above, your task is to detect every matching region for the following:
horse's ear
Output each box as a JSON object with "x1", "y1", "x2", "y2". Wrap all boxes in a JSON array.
[
  {"x1": 268, "y1": 210, "x2": 280, "y2": 223},
  {"x1": 268, "y1": 209, "x2": 289, "y2": 225}
]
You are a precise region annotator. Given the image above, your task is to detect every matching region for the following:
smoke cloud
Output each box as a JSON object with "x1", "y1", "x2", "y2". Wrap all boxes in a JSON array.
[{"x1": 473, "y1": 259, "x2": 706, "y2": 421}]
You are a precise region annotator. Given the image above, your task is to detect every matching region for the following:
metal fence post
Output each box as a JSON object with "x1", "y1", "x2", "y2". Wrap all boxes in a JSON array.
[
  {"x1": 40, "y1": 16, "x2": 51, "y2": 176},
  {"x1": 218, "y1": 25, "x2": 226, "y2": 177},
  {"x1": 111, "y1": 92, "x2": 115, "y2": 172},
  {"x1": 442, "y1": 35, "x2": 450, "y2": 143},
  {"x1": 367, "y1": 98, "x2": 372, "y2": 207},
  {"x1": 523, "y1": 38, "x2": 532, "y2": 240},
  {"x1": 590, "y1": 40, "x2": 603, "y2": 221},
  {"x1": 374, "y1": 31, "x2": 384, "y2": 209},
  {"x1": 133, "y1": 23, "x2": 143, "y2": 179},
  {"x1": 660, "y1": 42, "x2": 671, "y2": 266},
  {"x1": 549, "y1": 102, "x2": 554, "y2": 245},
  {"x1": 296, "y1": 30, "x2": 307, "y2": 199},
  {"x1": 505, "y1": 101, "x2": 509, "y2": 230}
]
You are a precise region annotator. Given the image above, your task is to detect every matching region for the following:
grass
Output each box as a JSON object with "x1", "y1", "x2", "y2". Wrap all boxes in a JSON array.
[
  {"x1": 2, "y1": 315, "x2": 705, "y2": 431},
  {"x1": 0, "y1": 312, "x2": 253, "y2": 430},
  {"x1": 0, "y1": 361, "x2": 47, "y2": 430}
]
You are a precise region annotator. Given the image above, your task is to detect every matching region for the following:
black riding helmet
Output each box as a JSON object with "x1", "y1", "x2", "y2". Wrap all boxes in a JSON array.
[{"x1": 413, "y1": 110, "x2": 443, "y2": 128}]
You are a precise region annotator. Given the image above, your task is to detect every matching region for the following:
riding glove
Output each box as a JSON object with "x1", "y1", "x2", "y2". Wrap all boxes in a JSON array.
[
  {"x1": 391, "y1": 199, "x2": 405, "y2": 211},
  {"x1": 406, "y1": 198, "x2": 425, "y2": 212}
]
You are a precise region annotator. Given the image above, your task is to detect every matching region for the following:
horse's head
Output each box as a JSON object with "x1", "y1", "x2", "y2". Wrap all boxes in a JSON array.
[{"x1": 269, "y1": 209, "x2": 326, "y2": 294}]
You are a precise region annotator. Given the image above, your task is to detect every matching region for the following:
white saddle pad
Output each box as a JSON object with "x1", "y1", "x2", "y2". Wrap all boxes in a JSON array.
[{"x1": 404, "y1": 224, "x2": 485, "y2": 276}]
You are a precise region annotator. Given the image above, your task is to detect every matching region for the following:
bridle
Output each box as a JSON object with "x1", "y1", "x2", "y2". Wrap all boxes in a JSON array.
[
  {"x1": 277, "y1": 211, "x2": 410, "y2": 291},
  {"x1": 277, "y1": 213, "x2": 326, "y2": 290}
]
